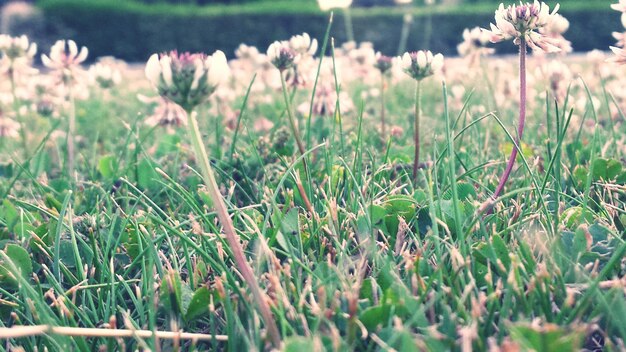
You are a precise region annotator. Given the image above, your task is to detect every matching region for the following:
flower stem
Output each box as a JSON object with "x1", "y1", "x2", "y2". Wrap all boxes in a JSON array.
[
  {"x1": 493, "y1": 40, "x2": 527, "y2": 200},
  {"x1": 67, "y1": 84, "x2": 76, "y2": 183},
  {"x1": 397, "y1": 11, "x2": 412, "y2": 56},
  {"x1": 413, "y1": 79, "x2": 422, "y2": 181},
  {"x1": 279, "y1": 71, "x2": 314, "y2": 211},
  {"x1": 9, "y1": 67, "x2": 28, "y2": 160},
  {"x1": 343, "y1": 8, "x2": 355, "y2": 43},
  {"x1": 380, "y1": 74, "x2": 386, "y2": 139},
  {"x1": 185, "y1": 110, "x2": 281, "y2": 348},
  {"x1": 280, "y1": 71, "x2": 307, "y2": 158}
]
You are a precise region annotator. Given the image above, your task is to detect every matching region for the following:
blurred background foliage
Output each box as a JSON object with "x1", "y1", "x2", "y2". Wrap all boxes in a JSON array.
[{"x1": 0, "y1": 0, "x2": 619, "y2": 61}]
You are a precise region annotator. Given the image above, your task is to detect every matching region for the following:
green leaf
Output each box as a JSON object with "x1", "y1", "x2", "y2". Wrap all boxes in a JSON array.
[
  {"x1": 0, "y1": 244, "x2": 33, "y2": 287},
  {"x1": 137, "y1": 158, "x2": 159, "y2": 191},
  {"x1": 360, "y1": 278, "x2": 378, "y2": 304},
  {"x1": 510, "y1": 323, "x2": 583, "y2": 351},
  {"x1": 160, "y1": 272, "x2": 184, "y2": 318},
  {"x1": 184, "y1": 287, "x2": 211, "y2": 322},
  {"x1": 283, "y1": 336, "x2": 320, "y2": 352},
  {"x1": 442, "y1": 182, "x2": 476, "y2": 201},
  {"x1": 1, "y1": 200, "x2": 19, "y2": 231},
  {"x1": 606, "y1": 159, "x2": 622, "y2": 180},
  {"x1": 572, "y1": 165, "x2": 587, "y2": 188},
  {"x1": 359, "y1": 305, "x2": 391, "y2": 331},
  {"x1": 491, "y1": 234, "x2": 511, "y2": 271},
  {"x1": 573, "y1": 227, "x2": 590, "y2": 255},
  {"x1": 591, "y1": 158, "x2": 608, "y2": 180},
  {"x1": 97, "y1": 154, "x2": 118, "y2": 179},
  {"x1": 276, "y1": 208, "x2": 299, "y2": 253}
]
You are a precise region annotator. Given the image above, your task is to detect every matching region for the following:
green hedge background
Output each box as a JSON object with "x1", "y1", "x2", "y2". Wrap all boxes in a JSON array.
[{"x1": 36, "y1": 0, "x2": 620, "y2": 62}]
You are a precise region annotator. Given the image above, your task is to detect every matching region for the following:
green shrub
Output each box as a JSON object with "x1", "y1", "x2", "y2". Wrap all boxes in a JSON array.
[{"x1": 37, "y1": 0, "x2": 620, "y2": 62}]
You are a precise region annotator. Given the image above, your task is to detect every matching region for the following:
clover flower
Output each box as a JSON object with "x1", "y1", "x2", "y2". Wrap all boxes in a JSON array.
[
  {"x1": 0, "y1": 114, "x2": 20, "y2": 138},
  {"x1": 399, "y1": 50, "x2": 444, "y2": 81},
  {"x1": 267, "y1": 41, "x2": 298, "y2": 71},
  {"x1": 538, "y1": 13, "x2": 572, "y2": 53},
  {"x1": 457, "y1": 27, "x2": 495, "y2": 64},
  {"x1": 484, "y1": 1, "x2": 562, "y2": 53},
  {"x1": 289, "y1": 33, "x2": 318, "y2": 59},
  {"x1": 41, "y1": 40, "x2": 88, "y2": 77},
  {"x1": 317, "y1": 0, "x2": 352, "y2": 11},
  {"x1": 142, "y1": 96, "x2": 188, "y2": 129},
  {"x1": 88, "y1": 61, "x2": 122, "y2": 89},
  {"x1": 612, "y1": 15, "x2": 626, "y2": 47},
  {"x1": 374, "y1": 52, "x2": 393, "y2": 74},
  {"x1": 297, "y1": 82, "x2": 354, "y2": 117},
  {"x1": 145, "y1": 50, "x2": 230, "y2": 111},
  {"x1": 0, "y1": 34, "x2": 37, "y2": 77},
  {"x1": 611, "y1": 0, "x2": 626, "y2": 12},
  {"x1": 0, "y1": 34, "x2": 36, "y2": 61},
  {"x1": 608, "y1": 46, "x2": 626, "y2": 65}
]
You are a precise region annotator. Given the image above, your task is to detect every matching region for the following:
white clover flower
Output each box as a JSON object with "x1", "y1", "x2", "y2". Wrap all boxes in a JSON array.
[
  {"x1": 145, "y1": 50, "x2": 230, "y2": 111},
  {"x1": 608, "y1": 46, "x2": 626, "y2": 65},
  {"x1": 457, "y1": 27, "x2": 495, "y2": 63},
  {"x1": 0, "y1": 114, "x2": 20, "y2": 138},
  {"x1": 0, "y1": 34, "x2": 37, "y2": 77},
  {"x1": 484, "y1": 1, "x2": 562, "y2": 53},
  {"x1": 611, "y1": 0, "x2": 626, "y2": 12},
  {"x1": 538, "y1": 13, "x2": 572, "y2": 53},
  {"x1": 41, "y1": 40, "x2": 88, "y2": 71},
  {"x1": 141, "y1": 95, "x2": 188, "y2": 129},
  {"x1": 348, "y1": 42, "x2": 376, "y2": 66},
  {"x1": 613, "y1": 31, "x2": 626, "y2": 48},
  {"x1": 88, "y1": 62, "x2": 122, "y2": 89},
  {"x1": 317, "y1": 0, "x2": 352, "y2": 11},
  {"x1": 267, "y1": 40, "x2": 298, "y2": 71},
  {"x1": 0, "y1": 34, "x2": 36, "y2": 60},
  {"x1": 399, "y1": 50, "x2": 444, "y2": 81},
  {"x1": 289, "y1": 33, "x2": 318, "y2": 58}
]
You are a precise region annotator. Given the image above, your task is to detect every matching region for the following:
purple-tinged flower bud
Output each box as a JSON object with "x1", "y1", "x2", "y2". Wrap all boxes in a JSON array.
[
  {"x1": 267, "y1": 41, "x2": 297, "y2": 71},
  {"x1": 145, "y1": 50, "x2": 230, "y2": 111},
  {"x1": 399, "y1": 50, "x2": 444, "y2": 81}
]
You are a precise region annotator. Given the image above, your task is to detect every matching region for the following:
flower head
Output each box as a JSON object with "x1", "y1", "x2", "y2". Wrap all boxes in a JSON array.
[
  {"x1": 88, "y1": 61, "x2": 122, "y2": 89},
  {"x1": 0, "y1": 114, "x2": 20, "y2": 138},
  {"x1": 41, "y1": 40, "x2": 88, "y2": 71},
  {"x1": 484, "y1": 1, "x2": 562, "y2": 53},
  {"x1": 457, "y1": 27, "x2": 495, "y2": 63},
  {"x1": 0, "y1": 34, "x2": 36, "y2": 61},
  {"x1": 611, "y1": 0, "x2": 626, "y2": 12},
  {"x1": 0, "y1": 34, "x2": 37, "y2": 77},
  {"x1": 317, "y1": 0, "x2": 352, "y2": 11},
  {"x1": 141, "y1": 95, "x2": 188, "y2": 129},
  {"x1": 145, "y1": 50, "x2": 230, "y2": 111},
  {"x1": 267, "y1": 41, "x2": 298, "y2": 71},
  {"x1": 608, "y1": 46, "x2": 626, "y2": 65},
  {"x1": 374, "y1": 52, "x2": 393, "y2": 74},
  {"x1": 399, "y1": 50, "x2": 444, "y2": 81},
  {"x1": 538, "y1": 13, "x2": 572, "y2": 53},
  {"x1": 289, "y1": 33, "x2": 318, "y2": 58}
]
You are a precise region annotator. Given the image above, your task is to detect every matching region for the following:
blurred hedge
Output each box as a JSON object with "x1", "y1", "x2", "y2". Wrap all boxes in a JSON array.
[{"x1": 37, "y1": 0, "x2": 620, "y2": 62}]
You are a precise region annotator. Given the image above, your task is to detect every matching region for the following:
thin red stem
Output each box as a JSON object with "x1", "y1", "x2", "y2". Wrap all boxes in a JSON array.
[{"x1": 493, "y1": 40, "x2": 527, "y2": 200}]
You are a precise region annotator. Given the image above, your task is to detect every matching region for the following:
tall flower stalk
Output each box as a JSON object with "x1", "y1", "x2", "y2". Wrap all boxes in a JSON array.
[
  {"x1": 318, "y1": 0, "x2": 354, "y2": 42},
  {"x1": 399, "y1": 50, "x2": 444, "y2": 180},
  {"x1": 145, "y1": 51, "x2": 281, "y2": 348},
  {"x1": 483, "y1": 1, "x2": 561, "y2": 200},
  {"x1": 375, "y1": 53, "x2": 393, "y2": 139},
  {"x1": 0, "y1": 34, "x2": 37, "y2": 158},
  {"x1": 41, "y1": 40, "x2": 88, "y2": 181},
  {"x1": 267, "y1": 40, "x2": 309, "y2": 157}
]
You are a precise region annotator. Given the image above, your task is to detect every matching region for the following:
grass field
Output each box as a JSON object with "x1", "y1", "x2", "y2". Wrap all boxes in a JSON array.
[{"x1": 1, "y1": 3, "x2": 626, "y2": 351}]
